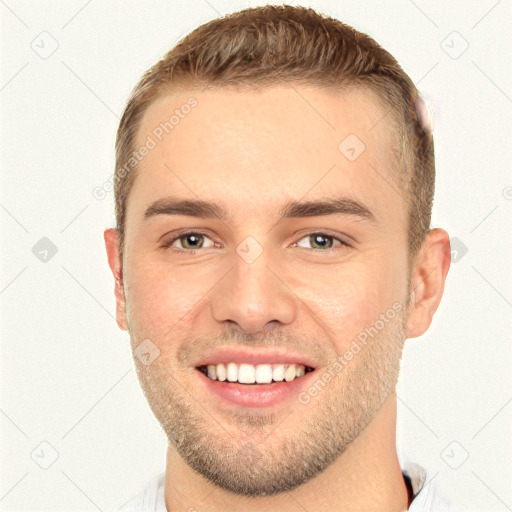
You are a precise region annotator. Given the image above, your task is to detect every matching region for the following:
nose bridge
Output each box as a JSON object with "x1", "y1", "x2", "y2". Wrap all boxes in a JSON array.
[{"x1": 209, "y1": 237, "x2": 296, "y2": 332}]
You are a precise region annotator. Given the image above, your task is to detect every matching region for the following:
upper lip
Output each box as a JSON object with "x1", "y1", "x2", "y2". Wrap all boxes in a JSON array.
[{"x1": 192, "y1": 348, "x2": 319, "y2": 369}]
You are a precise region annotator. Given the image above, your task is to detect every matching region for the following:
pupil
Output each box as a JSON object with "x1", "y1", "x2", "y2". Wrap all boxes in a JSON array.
[
  {"x1": 184, "y1": 234, "x2": 202, "y2": 249},
  {"x1": 312, "y1": 234, "x2": 331, "y2": 249}
]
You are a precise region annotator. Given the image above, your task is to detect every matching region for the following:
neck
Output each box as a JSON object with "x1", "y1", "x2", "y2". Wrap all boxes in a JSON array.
[{"x1": 164, "y1": 393, "x2": 410, "y2": 512}]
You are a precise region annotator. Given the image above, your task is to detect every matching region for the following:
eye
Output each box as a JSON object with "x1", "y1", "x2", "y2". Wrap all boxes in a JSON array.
[
  {"x1": 294, "y1": 232, "x2": 348, "y2": 251},
  {"x1": 162, "y1": 231, "x2": 216, "y2": 252},
  {"x1": 161, "y1": 230, "x2": 349, "y2": 253}
]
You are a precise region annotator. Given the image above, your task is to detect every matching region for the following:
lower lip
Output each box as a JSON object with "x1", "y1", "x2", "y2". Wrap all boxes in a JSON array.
[{"x1": 195, "y1": 368, "x2": 316, "y2": 408}]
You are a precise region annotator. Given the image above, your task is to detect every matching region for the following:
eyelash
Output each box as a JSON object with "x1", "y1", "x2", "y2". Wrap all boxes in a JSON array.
[{"x1": 161, "y1": 230, "x2": 349, "y2": 253}]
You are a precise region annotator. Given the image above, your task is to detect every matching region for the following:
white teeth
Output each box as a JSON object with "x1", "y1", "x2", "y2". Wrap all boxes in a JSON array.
[
  {"x1": 284, "y1": 364, "x2": 296, "y2": 382},
  {"x1": 255, "y1": 364, "x2": 273, "y2": 384},
  {"x1": 201, "y1": 362, "x2": 309, "y2": 384},
  {"x1": 207, "y1": 365, "x2": 217, "y2": 380},
  {"x1": 226, "y1": 362, "x2": 238, "y2": 382},
  {"x1": 238, "y1": 363, "x2": 256, "y2": 384},
  {"x1": 216, "y1": 363, "x2": 227, "y2": 381},
  {"x1": 272, "y1": 364, "x2": 285, "y2": 382}
]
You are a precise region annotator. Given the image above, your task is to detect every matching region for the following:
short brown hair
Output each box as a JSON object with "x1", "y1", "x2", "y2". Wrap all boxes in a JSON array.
[{"x1": 114, "y1": 5, "x2": 434, "y2": 260}]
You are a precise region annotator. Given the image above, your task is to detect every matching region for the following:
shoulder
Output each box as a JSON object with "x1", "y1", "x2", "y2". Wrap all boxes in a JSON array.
[{"x1": 114, "y1": 471, "x2": 166, "y2": 512}]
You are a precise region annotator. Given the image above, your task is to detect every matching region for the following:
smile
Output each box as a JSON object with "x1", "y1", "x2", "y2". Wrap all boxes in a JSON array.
[{"x1": 197, "y1": 362, "x2": 315, "y2": 385}]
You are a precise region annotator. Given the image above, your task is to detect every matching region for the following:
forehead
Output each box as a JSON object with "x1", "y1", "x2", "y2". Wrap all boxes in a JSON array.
[{"x1": 129, "y1": 84, "x2": 403, "y2": 226}]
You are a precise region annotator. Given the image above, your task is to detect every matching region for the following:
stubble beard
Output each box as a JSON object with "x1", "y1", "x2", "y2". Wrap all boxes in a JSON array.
[{"x1": 131, "y1": 308, "x2": 408, "y2": 497}]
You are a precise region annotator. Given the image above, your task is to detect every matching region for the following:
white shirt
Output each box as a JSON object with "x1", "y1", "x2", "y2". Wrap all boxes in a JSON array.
[{"x1": 115, "y1": 461, "x2": 459, "y2": 511}]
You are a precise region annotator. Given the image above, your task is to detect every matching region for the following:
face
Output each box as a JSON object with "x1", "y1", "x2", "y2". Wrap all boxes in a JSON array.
[{"x1": 111, "y1": 85, "x2": 415, "y2": 495}]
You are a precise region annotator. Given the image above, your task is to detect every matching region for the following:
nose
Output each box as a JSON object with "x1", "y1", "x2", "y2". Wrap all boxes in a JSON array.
[{"x1": 209, "y1": 248, "x2": 297, "y2": 334}]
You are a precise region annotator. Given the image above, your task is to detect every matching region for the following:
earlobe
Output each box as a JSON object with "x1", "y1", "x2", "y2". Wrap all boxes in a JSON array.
[
  {"x1": 405, "y1": 228, "x2": 451, "y2": 339},
  {"x1": 104, "y1": 228, "x2": 128, "y2": 331}
]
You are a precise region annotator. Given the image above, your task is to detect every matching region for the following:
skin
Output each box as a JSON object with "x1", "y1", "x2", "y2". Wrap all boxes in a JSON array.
[{"x1": 105, "y1": 84, "x2": 450, "y2": 512}]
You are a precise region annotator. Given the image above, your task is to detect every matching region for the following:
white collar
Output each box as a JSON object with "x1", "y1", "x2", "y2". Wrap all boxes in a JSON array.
[
  {"x1": 402, "y1": 460, "x2": 459, "y2": 511},
  {"x1": 116, "y1": 460, "x2": 459, "y2": 511}
]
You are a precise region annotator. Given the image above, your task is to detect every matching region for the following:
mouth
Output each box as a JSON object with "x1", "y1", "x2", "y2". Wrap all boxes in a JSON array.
[
  {"x1": 195, "y1": 361, "x2": 318, "y2": 408},
  {"x1": 196, "y1": 362, "x2": 315, "y2": 385}
]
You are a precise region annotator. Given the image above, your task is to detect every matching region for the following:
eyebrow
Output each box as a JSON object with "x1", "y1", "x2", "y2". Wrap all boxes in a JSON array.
[{"x1": 144, "y1": 196, "x2": 377, "y2": 224}]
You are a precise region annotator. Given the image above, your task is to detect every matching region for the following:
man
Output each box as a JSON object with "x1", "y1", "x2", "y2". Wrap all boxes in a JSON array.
[{"x1": 105, "y1": 5, "x2": 456, "y2": 511}]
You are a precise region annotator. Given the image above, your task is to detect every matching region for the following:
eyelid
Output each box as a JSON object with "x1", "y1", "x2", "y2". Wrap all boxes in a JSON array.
[
  {"x1": 161, "y1": 229, "x2": 351, "y2": 252},
  {"x1": 161, "y1": 229, "x2": 216, "y2": 250},
  {"x1": 293, "y1": 230, "x2": 350, "y2": 249}
]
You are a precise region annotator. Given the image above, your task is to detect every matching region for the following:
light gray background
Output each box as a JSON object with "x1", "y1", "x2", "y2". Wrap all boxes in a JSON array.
[{"x1": 1, "y1": 0, "x2": 511, "y2": 510}]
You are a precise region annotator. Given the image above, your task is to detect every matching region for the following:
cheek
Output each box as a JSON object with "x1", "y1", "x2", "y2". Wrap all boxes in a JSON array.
[
  {"x1": 123, "y1": 256, "x2": 202, "y2": 339},
  {"x1": 294, "y1": 255, "x2": 406, "y2": 347}
]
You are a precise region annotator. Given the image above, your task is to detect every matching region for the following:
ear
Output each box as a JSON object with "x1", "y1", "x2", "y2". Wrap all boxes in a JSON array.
[
  {"x1": 405, "y1": 228, "x2": 451, "y2": 339},
  {"x1": 104, "y1": 228, "x2": 128, "y2": 331}
]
